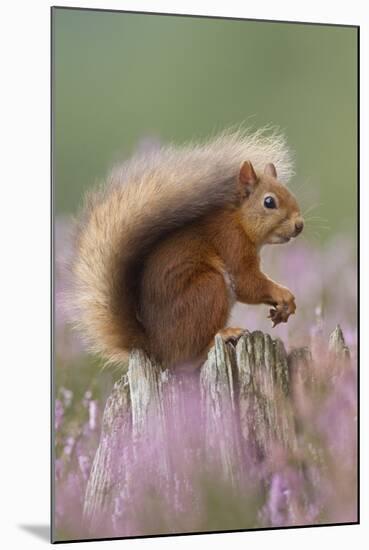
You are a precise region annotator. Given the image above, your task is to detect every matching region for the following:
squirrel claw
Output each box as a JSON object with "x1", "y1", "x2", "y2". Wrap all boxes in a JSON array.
[{"x1": 268, "y1": 303, "x2": 293, "y2": 327}]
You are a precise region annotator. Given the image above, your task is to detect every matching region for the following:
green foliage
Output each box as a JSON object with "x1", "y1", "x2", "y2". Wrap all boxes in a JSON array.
[{"x1": 53, "y1": 9, "x2": 357, "y2": 239}]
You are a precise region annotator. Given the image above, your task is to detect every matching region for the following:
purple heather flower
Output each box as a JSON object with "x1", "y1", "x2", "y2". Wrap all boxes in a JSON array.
[
  {"x1": 54, "y1": 218, "x2": 357, "y2": 538},
  {"x1": 55, "y1": 399, "x2": 64, "y2": 431}
]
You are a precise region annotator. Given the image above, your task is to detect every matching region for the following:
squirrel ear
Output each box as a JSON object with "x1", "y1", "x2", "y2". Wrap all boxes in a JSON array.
[
  {"x1": 264, "y1": 163, "x2": 277, "y2": 178},
  {"x1": 239, "y1": 161, "x2": 258, "y2": 196}
]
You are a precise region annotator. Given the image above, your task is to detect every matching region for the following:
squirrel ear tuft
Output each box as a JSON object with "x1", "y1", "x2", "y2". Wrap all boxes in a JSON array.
[
  {"x1": 239, "y1": 161, "x2": 258, "y2": 195},
  {"x1": 264, "y1": 163, "x2": 277, "y2": 178}
]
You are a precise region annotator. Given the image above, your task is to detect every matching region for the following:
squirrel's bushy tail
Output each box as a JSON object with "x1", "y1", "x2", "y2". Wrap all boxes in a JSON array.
[{"x1": 68, "y1": 128, "x2": 293, "y2": 365}]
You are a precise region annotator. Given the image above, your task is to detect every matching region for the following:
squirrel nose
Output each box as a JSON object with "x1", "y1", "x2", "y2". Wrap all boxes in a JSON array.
[{"x1": 294, "y1": 220, "x2": 304, "y2": 235}]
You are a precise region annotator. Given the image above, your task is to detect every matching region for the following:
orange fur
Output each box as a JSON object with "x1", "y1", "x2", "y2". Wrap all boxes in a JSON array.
[
  {"x1": 139, "y1": 175, "x2": 303, "y2": 367},
  {"x1": 68, "y1": 130, "x2": 302, "y2": 368}
]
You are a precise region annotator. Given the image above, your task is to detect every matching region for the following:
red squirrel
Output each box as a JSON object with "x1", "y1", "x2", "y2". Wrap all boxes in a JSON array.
[{"x1": 69, "y1": 130, "x2": 304, "y2": 368}]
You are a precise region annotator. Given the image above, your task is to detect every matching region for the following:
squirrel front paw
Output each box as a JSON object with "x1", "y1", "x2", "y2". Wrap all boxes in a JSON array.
[{"x1": 268, "y1": 288, "x2": 296, "y2": 327}]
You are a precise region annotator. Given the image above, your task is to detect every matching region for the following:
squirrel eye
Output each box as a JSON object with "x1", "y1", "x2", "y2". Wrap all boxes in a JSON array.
[{"x1": 264, "y1": 196, "x2": 277, "y2": 209}]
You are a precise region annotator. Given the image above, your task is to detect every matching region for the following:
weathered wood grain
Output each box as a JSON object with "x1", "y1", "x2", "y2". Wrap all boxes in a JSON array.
[{"x1": 82, "y1": 326, "x2": 351, "y2": 534}]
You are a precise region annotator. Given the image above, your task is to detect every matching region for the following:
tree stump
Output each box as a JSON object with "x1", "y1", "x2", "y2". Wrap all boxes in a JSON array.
[{"x1": 82, "y1": 326, "x2": 351, "y2": 536}]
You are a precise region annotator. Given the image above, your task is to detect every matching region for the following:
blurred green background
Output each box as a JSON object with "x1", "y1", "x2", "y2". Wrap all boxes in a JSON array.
[{"x1": 53, "y1": 8, "x2": 357, "y2": 240}]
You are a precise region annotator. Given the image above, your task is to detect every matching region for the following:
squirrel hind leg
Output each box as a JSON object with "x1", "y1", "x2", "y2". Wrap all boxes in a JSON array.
[
  {"x1": 203, "y1": 327, "x2": 245, "y2": 354},
  {"x1": 141, "y1": 266, "x2": 231, "y2": 368},
  {"x1": 217, "y1": 327, "x2": 246, "y2": 346},
  {"x1": 171, "y1": 328, "x2": 246, "y2": 371}
]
